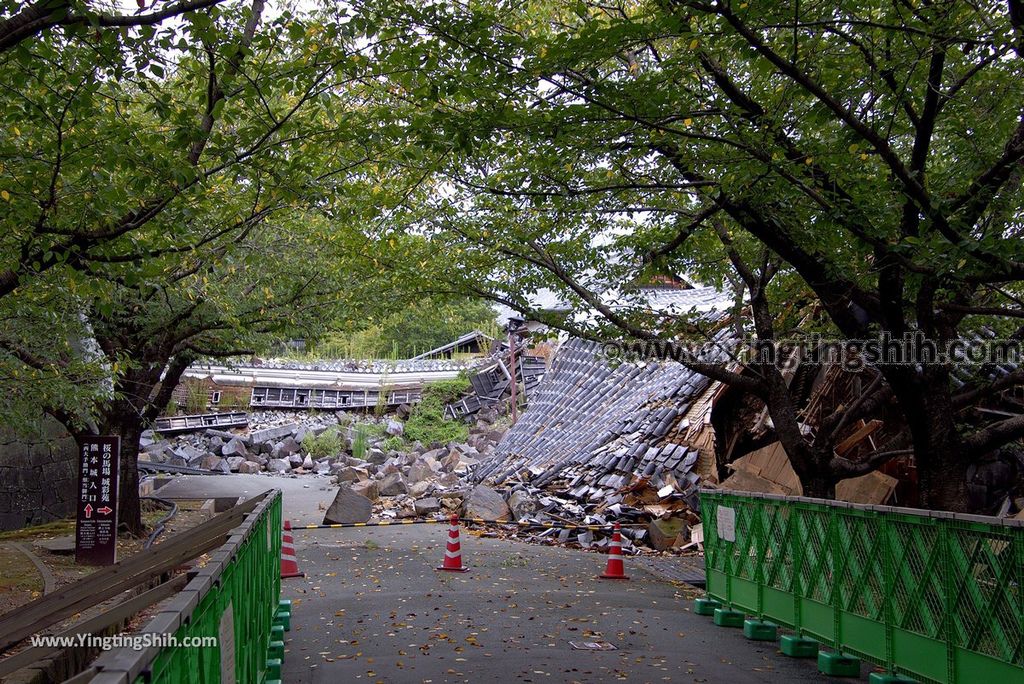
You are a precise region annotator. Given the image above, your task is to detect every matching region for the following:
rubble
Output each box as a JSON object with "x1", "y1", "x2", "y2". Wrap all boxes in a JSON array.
[
  {"x1": 378, "y1": 472, "x2": 409, "y2": 497},
  {"x1": 648, "y1": 518, "x2": 687, "y2": 551},
  {"x1": 350, "y1": 479, "x2": 379, "y2": 501},
  {"x1": 267, "y1": 458, "x2": 291, "y2": 473},
  {"x1": 414, "y1": 497, "x2": 441, "y2": 516}
]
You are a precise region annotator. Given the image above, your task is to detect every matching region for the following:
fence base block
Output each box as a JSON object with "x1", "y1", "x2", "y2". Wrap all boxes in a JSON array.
[
  {"x1": 271, "y1": 624, "x2": 285, "y2": 642},
  {"x1": 713, "y1": 608, "x2": 745, "y2": 628},
  {"x1": 694, "y1": 598, "x2": 721, "y2": 616},
  {"x1": 818, "y1": 652, "x2": 861, "y2": 677},
  {"x1": 269, "y1": 639, "x2": 285, "y2": 660},
  {"x1": 779, "y1": 634, "x2": 819, "y2": 658},
  {"x1": 274, "y1": 610, "x2": 292, "y2": 631},
  {"x1": 266, "y1": 658, "x2": 282, "y2": 680},
  {"x1": 743, "y1": 620, "x2": 778, "y2": 641},
  {"x1": 868, "y1": 673, "x2": 918, "y2": 684}
]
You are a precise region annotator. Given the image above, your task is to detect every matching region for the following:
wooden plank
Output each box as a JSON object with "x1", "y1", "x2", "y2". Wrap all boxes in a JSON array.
[
  {"x1": 0, "y1": 492, "x2": 267, "y2": 651},
  {"x1": 0, "y1": 574, "x2": 189, "y2": 678},
  {"x1": 835, "y1": 471, "x2": 898, "y2": 505},
  {"x1": 834, "y1": 419, "x2": 883, "y2": 457}
]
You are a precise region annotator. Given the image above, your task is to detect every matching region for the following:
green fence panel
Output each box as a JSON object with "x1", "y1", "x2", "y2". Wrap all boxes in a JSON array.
[
  {"x1": 701, "y1": 491, "x2": 1024, "y2": 684},
  {"x1": 131, "y1": 491, "x2": 282, "y2": 684}
]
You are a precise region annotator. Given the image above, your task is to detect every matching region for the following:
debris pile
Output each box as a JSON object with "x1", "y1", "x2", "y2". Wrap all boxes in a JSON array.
[
  {"x1": 138, "y1": 411, "x2": 402, "y2": 476},
  {"x1": 461, "y1": 334, "x2": 737, "y2": 554},
  {"x1": 321, "y1": 429, "x2": 509, "y2": 524}
]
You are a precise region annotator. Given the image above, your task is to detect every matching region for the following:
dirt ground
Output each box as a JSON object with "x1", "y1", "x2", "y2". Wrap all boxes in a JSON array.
[{"x1": 0, "y1": 502, "x2": 210, "y2": 616}]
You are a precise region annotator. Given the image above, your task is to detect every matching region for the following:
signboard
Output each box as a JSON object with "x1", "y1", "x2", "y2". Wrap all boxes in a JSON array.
[
  {"x1": 219, "y1": 601, "x2": 236, "y2": 683},
  {"x1": 716, "y1": 506, "x2": 736, "y2": 543},
  {"x1": 75, "y1": 435, "x2": 120, "y2": 566}
]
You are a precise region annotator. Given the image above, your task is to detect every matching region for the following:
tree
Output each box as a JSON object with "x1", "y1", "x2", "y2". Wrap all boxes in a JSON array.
[
  {"x1": 355, "y1": 0, "x2": 1024, "y2": 510},
  {"x1": 315, "y1": 297, "x2": 499, "y2": 359},
  {"x1": 0, "y1": 0, "x2": 421, "y2": 533}
]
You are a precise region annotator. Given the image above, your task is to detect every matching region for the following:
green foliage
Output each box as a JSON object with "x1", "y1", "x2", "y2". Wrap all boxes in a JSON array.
[
  {"x1": 309, "y1": 297, "x2": 499, "y2": 359},
  {"x1": 303, "y1": 427, "x2": 343, "y2": 459},
  {"x1": 183, "y1": 381, "x2": 208, "y2": 415},
  {"x1": 350, "y1": 424, "x2": 370, "y2": 460},
  {"x1": 380, "y1": 435, "x2": 406, "y2": 452},
  {"x1": 374, "y1": 381, "x2": 393, "y2": 418},
  {"x1": 403, "y1": 377, "x2": 471, "y2": 445}
]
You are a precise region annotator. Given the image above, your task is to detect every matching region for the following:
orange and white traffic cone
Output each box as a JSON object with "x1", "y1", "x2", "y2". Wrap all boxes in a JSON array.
[
  {"x1": 598, "y1": 522, "x2": 629, "y2": 580},
  {"x1": 437, "y1": 514, "x2": 470, "y2": 572},
  {"x1": 281, "y1": 519, "x2": 305, "y2": 579}
]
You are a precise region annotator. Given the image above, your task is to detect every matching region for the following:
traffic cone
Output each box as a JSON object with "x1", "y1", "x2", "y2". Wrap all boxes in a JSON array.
[
  {"x1": 437, "y1": 514, "x2": 470, "y2": 572},
  {"x1": 598, "y1": 523, "x2": 629, "y2": 580},
  {"x1": 281, "y1": 519, "x2": 305, "y2": 579}
]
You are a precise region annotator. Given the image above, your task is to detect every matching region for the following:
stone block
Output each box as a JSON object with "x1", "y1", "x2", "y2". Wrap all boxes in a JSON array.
[{"x1": 323, "y1": 486, "x2": 373, "y2": 525}]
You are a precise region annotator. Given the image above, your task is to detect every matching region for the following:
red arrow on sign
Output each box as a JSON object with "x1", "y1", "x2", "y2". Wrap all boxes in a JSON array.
[
  {"x1": 84, "y1": 504, "x2": 93, "y2": 519},
  {"x1": 97, "y1": 506, "x2": 113, "y2": 515}
]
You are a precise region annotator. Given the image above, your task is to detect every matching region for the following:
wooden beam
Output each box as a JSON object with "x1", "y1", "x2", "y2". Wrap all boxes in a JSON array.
[
  {"x1": 0, "y1": 492, "x2": 267, "y2": 651},
  {"x1": 0, "y1": 574, "x2": 189, "y2": 678},
  {"x1": 834, "y1": 419, "x2": 884, "y2": 457}
]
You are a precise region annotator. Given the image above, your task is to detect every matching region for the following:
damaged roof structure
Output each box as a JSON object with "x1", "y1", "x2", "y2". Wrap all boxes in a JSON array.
[{"x1": 472, "y1": 329, "x2": 734, "y2": 499}]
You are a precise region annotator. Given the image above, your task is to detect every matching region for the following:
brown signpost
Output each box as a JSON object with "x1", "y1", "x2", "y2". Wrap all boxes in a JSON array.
[{"x1": 75, "y1": 435, "x2": 121, "y2": 566}]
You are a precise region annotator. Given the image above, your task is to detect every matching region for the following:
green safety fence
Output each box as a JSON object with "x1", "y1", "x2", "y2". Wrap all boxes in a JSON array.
[
  {"x1": 147, "y1": 490, "x2": 281, "y2": 683},
  {"x1": 88, "y1": 490, "x2": 283, "y2": 683},
  {"x1": 701, "y1": 490, "x2": 1024, "y2": 683}
]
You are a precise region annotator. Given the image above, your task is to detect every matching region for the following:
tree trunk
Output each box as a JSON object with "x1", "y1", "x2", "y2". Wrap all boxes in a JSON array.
[
  {"x1": 800, "y1": 470, "x2": 836, "y2": 500},
  {"x1": 882, "y1": 365, "x2": 971, "y2": 512},
  {"x1": 115, "y1": 417, "x2": 145, "y2": 537}
]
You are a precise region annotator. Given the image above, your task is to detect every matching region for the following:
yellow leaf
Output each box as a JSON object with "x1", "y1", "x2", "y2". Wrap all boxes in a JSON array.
[
  {"x1": 804, "y1": 157, "x2": 813, "y2": 165},
  {"x1": 0, "y1": 190, "x2": 8, "y2": 201},
  {"x1": 689, "y1": 39, "x2": 699, "y2": 50},
  {"x1": 860, "y1": 153, "x2": 869, "y2": 161},
  {"x1": 683, "y1": 118, "x2": 693, "y2": 127},
  {"x1": 11, "y1": 126, "x2": 19, "y2": 136},
  {"x1": 848, "y1": 143, "x2": 859, "y2": 153}
]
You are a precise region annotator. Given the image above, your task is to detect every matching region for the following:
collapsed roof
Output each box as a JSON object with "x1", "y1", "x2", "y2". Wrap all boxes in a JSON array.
[{"x1": 473, "y1": 330, "x2": 735, "y2": 502}]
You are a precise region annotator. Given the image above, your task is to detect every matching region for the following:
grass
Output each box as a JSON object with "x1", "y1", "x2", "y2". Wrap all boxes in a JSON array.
[
  {"x1": 0, "y1": 518, "x2": 75, "y2": 541},
  {"x1": 0, "y1": 547, "x2": 43, "y2": 593}
]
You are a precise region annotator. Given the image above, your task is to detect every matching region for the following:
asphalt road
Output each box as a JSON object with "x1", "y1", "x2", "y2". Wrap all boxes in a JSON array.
[{"x1": 280, "y1": 524, "x2": 829, "y2": 684}]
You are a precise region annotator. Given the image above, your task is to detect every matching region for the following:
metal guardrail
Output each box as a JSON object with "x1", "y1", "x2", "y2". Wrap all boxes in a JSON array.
[
  {"x1": 86, "y1": 491, "x2": 283, "y2": 683},
  {"x1": 700, "y1": 490, "x2": 1024, "y2": 684}
]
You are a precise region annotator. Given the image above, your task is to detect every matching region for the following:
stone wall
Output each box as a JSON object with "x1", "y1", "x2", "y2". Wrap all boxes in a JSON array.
[{"x1": 0, "y1": 418, "x2": 78, "y2": 531}]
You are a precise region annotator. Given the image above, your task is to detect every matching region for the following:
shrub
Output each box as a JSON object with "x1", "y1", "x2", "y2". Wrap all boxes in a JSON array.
[
  {"x1": 183, "y1": 380, "x2": 208, "y2": 414},
  {"x1": 380, "y1": 435, "x2": 405, "y2": 452},
  {"x1": 404, "y1": 377, "x2": 471, "y2": 445},
  {"x1": 303, "y1": 427, "x2": 343, "y2": 458}
]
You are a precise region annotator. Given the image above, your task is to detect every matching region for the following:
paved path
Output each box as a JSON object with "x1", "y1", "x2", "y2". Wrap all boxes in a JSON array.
[
  {"x1": 281, "y1": 524, "x2": 826, "y2": 684},
  {"x1": 149, "y1": 473, "x2": 337, "y2": 526}
]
